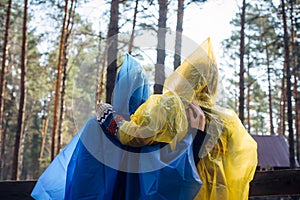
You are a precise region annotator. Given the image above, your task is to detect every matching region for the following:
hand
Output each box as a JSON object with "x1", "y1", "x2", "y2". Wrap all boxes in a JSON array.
[
  {"x1": 96, "y1": 103, "x2": 114, "y2": 125},
  {"x1": 188, "y1": 102, "x2": 206, "y2": 131}
]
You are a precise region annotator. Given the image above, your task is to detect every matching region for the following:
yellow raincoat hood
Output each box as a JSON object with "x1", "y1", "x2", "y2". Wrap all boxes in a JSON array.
[{"x1": 164, "y1": 37, "x2": 218, "y2": 108}]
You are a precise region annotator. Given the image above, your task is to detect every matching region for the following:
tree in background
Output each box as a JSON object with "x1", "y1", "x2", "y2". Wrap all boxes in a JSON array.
[
  {"x1": 289, "y1": 0, "x2": 300, "y2": 164},
  {"x1": 221, "y1": 0, "x2": 283, "y2": 136},
  {"x1": 0, "y1": 0, "x2": 12, "y2": 177},
  {"x1": 51, "y1": 0, "x2": 69, "y2": 161},
  {"x1": 239, "y1": 0, "x2": 246, "y2": 124},
  {"x1": 173, "y1": 0, "x2": 184, "y2": 70},
  {"x1": 57, "y1": 0, "x2": 77, "y2": 155},
  {"x1": 128, "y1": 0, "x2": 139, "y2": 54},
  {"x1": 281, "y1": 0, "x2": 295, "y2": 168},
  {"x1": 173, "y1": 0, "x2": 207, "y2": 70},
  {"x1": 12, "y1": 0, "x2": 28, "y2": 180},
  {"x1": 249, "y1": 2, "x2": 280, "y2": 135},
  {"x1": 106, "y1": 0, "x2": 119, "y2": 103},
  {"x1": 154, "y1": 0, "x2": 168, "y2": 94}
]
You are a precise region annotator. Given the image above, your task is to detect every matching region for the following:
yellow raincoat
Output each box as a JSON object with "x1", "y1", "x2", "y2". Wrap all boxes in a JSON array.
[
  {"x1": 118, "y1": 38, "x2": 257, "y2": 200},
  {"x1": 164, "y1": 38, "x2": 258, "y2": 200}
]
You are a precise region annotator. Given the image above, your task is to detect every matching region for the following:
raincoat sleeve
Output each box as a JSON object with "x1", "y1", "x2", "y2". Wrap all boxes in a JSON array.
[
  {"x1": 195, "y1": 108, "x2": 257, "y2": 200},
  {"x1": 118, "y1": 93, "x2": 189, "y2": 150}
]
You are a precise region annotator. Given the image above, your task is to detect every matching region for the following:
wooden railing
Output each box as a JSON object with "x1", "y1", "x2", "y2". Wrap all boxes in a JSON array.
[
  {"x1": 0, "y1": 169, "x2": 299, "y2": 200},
  {"x1": 250, "y1": 169, "x2": 300, "y2": 198}
]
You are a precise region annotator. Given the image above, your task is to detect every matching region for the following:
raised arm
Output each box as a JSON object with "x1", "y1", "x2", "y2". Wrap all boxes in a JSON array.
[
  {"x1": 96, "y1": 94, "x2": 189, "y2": 149},
  {"x1": 187, "y1": 102, "x2": 207, "y2": 164}
]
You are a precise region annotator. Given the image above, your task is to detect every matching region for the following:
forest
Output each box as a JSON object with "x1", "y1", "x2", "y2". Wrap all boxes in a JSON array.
[{"x1": 0, "y1": 0, "x2": 299, "y2": 181}]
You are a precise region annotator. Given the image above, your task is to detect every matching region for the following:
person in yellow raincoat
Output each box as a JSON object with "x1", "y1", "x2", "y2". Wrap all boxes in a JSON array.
[
  {"x1": 97, "y1": 38, "x2": 257, "y2": 200},
  {"x1": 163, "y1": 38, "x2": 258, "y2": 200}
]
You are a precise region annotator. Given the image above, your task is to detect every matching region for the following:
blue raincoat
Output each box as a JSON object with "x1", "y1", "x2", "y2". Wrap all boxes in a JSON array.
[{"x1": 31, "y1": 53, "x2": 201, "y2": 200}]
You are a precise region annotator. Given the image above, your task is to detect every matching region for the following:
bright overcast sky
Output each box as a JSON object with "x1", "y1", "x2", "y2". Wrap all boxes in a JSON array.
[
  {"x1": 77, "y1": 0, "x2": 240, "y2": 63},
  {"x1": 182, "y1": 0, "x2": 239, "y2": 61}
]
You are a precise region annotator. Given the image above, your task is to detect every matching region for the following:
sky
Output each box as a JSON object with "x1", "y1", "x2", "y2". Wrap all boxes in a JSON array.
[
  {"x1": 182, "y1": 0, "x2": 239, "y2": 61},
  {"x1": 77, "y1": 0, "x2": 240, "y2": 64}
]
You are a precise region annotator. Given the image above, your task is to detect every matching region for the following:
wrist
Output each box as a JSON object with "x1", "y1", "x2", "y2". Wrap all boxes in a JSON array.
[{"x1": 99, "y1": 113, "x2": 125, "y2": 137}]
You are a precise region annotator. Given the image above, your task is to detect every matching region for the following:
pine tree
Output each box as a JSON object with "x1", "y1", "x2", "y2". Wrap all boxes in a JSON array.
[
  {"x1": 154, "y1": 0, "x2": 168, "y2": 94},
  {"x1": 12, "y1": 0, "x2": 28, "y2": 180}
]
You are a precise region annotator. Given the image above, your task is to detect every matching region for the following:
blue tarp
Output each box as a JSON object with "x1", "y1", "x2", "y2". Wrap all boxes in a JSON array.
[{"x1": 31, "y1": 53, "x2": 201, "y2": 200}]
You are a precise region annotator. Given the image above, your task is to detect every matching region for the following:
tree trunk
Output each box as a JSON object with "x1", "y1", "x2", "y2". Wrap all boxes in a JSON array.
[
  {"x1": 106, "y1": 0, "x2": 119, "y2": 104},
  {"x1": 278, "y1": 70, "x2": 286, "y2": 135},
  {"x1": 12, "y1": 0, "x2": 28, "y2": 180},
  {"x1": 296, "y1": 45, "x2": 300, "y2": 163},
  {"x1": 245, "y1": 35, "x2": 252, "y2": 134},
  {"x1": 295, "y1": 42, "x2": 300, "y2": 163},
  {"x1": 239, "y1": 0, "x2": 246, "y2": 124},
  {"x1": 0, "y1": 0, "x2": 12, "y2": 170},
  {"x1": 246, "y1": 83, "x2": 251, "y2": 133},
  {"x1": 95, "y1": 32, "x2": 103, "y2": 106},
  {"x1": 173, "y1": 0, "x2": 184, "y2": 70},
  {"x1": 265, "y1": 41, "x2": 275, "y2": 135},
  {"x1": 290, "y1": 0, "x2": 299, "y2": 163},
  {"x1": 97, "y1": 35, "x2": 107, "y2": 104},
  {"x1": 154, "y1": 0, "x2": 168, "y2": 94},
  {"x1": 246, "y1": 73, "x2": 251, "y2": 134},
  {"x1": 38, "y1": 115, "x2": 48, "y2": 175},
  {"x1": 281, "y1": 0, "x2": 295, "y2": 169},
  {"x1": 38, "y1": 99, "x2": 50, "y2": 175},
  {"x1": 1, "y1": 85, "x2": 14, "y2": 180},
  {"x1": 1, "y1": 110, "x2": 10, "y2": 179},
  {"x1": 128, "y1": 0, "x2": 138, "y2": 54},
  {"x1": 57, "y1": 60, "x2": 67, "y2": 154},
  {"x1": 20, "y1": 103, "x2": 35, "y2": 179},
  {"x1": 57, "y1": 0, "x2": 76, "y2": 154},
  {"x1": 51, "y1": 0, "x2": 68, "y2": 161}
]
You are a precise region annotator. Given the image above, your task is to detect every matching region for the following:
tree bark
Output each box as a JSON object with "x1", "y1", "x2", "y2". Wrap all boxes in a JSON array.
[
  {"x1": 128, "y1": 0, "x2": 138, "y2": 54},
  {"x1": 98, "y1": 37, "x2": 107, "y2": 104},
  {"x1": 0, "y1": 0, "x2": 12, "y2": 171},
  {"x1": 51, "y1": 0, "x2": 68, "y2": 161},
  {"x1": 154, "y1": 0, "x2": 168, "y2": 94},
  {"x1": 281, "y1": 0, "x2": 295, "y2": 168},
  {"x1": 278, "y1": 68, "x2": 286, "y2": 135},
  {"x1": 38, "y1": 99, "x2": 50, "y2": 176},
  {"x1": 95, "y1": 32, "x2": 103, "y2": 106},
  {"x1": 296, "y1": 43, "x2": 300, "y2": 163},
  {"x1": 12, "y1": 0, "x2": 28, "y2": 180},
  {"x1": 239, "y1": 0, "x2": 246, "y2": 124},
  {"x1": 106, "y1": 0, "x2": 119, "y2": 104},
  {"x1": 245, "y1": 35, "x2": 252, "y2": 134},
  {"x1": 173, "y1": 0, "x2": 184, "y2": 70},
  {"x1": 246, "y1": 69, "x2": 251, "y2": 134},
  {"x1": 289, "y1": 0, "x2": 299, "y2": 163},
  {"x1": 57, "y1": 0, "x2": 76, "y2": 154},
  {"x1": 265, "y1": 40, "x2": 275, "y2": 135}
]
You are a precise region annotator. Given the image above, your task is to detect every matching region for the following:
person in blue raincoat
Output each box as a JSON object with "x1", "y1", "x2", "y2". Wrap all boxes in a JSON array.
[{"x1": 31, "y1": 53, "x2": 204, "y2": 200}]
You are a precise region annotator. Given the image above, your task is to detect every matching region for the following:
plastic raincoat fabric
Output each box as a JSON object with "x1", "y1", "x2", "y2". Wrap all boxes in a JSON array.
[
  {"x1": 164, "y1": 38, "x2": 258, "y2": 200},
  {"x1": 114, "y1": 38, "x2": 257, "y2": 199},
  {"x1": 31, "y1": 53, "x2": 201, "y2": 199}
]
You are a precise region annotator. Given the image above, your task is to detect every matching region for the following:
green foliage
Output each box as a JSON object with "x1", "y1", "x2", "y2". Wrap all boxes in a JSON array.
[{"x1": 221, "y1": 0, "x2": 284, "y2": 135}]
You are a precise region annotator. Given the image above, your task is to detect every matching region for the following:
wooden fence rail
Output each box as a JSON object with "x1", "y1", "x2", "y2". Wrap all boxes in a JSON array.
[
  {"x1": 249, "y1": 169, "x2": 300, "y2": 197},
  {"x1": 0, "y1": 169, "x2": 299, "y2": 199}
]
